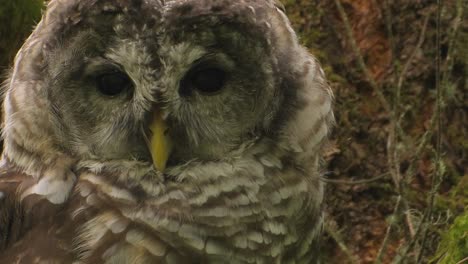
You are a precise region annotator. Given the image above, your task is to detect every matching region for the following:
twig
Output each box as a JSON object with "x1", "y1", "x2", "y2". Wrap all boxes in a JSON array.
[
  {"x1": 390, "y1": 9, "x2": 430, "y2": 190},
  {"x1": 388, "y1": 2, "x2": 454, "y2": 262},
  {"x1": 381, "y1": 0, "x2": 414, "y2": 148},
  {"x1": 383, "y1": 0, "x2": 396, "y2": 63},
  {"x1": 441, "y1": 0, "x2": 464, "y2": 83},
  {"x1": 456, "y1": 256, "x2": 468, "y2": 264},
  {"x1": 374, "y1": 195, "x2": 402, "y2": 264},
  {"x1": 324, "y1": 222, "x2": 361, "y2": 264},
  {"x1": 320, "y1": 173, "x2": 389, "y2": 185},
  {"x1": 405, "y1": 209, "x2": 416, "y2": 238},
  {"x1": 392, "y1": 10, "x2": 431, "y2": 247},
  {"x1": 387, "y1": 125, "x2": 402, "y2": 191},
  {"x1": 416, "y1": 0, "x2": 443, "y2": 261},
  {"x1": 396, "y1": 13, "x2": 431, "y2": 97},
  {"x1": 392, "y1": 206, "x2": 430, "y2": 264},
  {"x1": 403, "y1": 0, "x2": 463, "y2": 183},
  {"x1": 333, "y1": 0, "x2": 391, "y2": 113}
]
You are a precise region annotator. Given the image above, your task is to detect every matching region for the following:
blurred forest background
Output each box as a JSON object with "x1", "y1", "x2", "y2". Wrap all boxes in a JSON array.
[{"x1": 0, "y1": 0, "x2": 466, "y2": 263}]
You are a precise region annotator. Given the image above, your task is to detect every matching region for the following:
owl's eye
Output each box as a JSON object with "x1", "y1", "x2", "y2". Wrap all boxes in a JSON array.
[
  {"x1": 180, "y1": 67, "x2": 226, "y2": 96},
  {"x1": 96, "y1": 72, "x2": 133, "y2": 97}
]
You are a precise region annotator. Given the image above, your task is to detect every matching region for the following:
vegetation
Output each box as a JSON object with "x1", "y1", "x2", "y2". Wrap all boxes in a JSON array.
[
  {"x1": 0, "y1": 0, "x2": 43, "y2": 72},
  {"x1": 284, "y1": 0, "x2": 466, "y2": 263}
]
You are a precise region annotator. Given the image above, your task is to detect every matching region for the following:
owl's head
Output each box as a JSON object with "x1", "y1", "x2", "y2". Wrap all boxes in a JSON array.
[{"x1": 2, "y1": 0, "x2": 333, "y2": 177}]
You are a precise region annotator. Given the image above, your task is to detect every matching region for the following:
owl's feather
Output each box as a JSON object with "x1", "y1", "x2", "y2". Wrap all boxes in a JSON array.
[{"x1": 0, "y1": 0, "x2": 333, "y2": 263}]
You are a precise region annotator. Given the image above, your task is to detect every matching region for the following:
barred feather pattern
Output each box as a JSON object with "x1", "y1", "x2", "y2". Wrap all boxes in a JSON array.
[
  {"x1": 74, "y1": 151, "x2": 323, "y2": 263},
  {"x1": 0, "y1": 0, "x2": 334, "y2": 263}
]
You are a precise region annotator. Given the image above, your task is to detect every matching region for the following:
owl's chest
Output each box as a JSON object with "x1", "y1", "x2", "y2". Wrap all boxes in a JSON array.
[{"x1": 66, "y1": 168, "x2": 321, "y2": 264}]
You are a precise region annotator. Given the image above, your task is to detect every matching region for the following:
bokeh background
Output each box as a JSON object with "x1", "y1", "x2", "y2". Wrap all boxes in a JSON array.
[{"x1": 0, "y1": 0, "x2": 466, "y2": 263}]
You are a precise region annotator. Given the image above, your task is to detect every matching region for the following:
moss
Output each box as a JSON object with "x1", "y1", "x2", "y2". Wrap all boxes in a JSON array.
[
  {"x1": 431, "y1": 174, "x2": 468, "y2": 263},
  {"x1": 431, "y1": 210, "x2": 468, "y2": 263},
  {"x1": 435, "y1": 174, "x2": 468, "y2": 214}
]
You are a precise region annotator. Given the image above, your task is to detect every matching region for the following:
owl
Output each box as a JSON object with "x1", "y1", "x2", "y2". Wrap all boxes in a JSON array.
[{"x1": 0, "y1": 0, "x2": 334, "y2": 263}]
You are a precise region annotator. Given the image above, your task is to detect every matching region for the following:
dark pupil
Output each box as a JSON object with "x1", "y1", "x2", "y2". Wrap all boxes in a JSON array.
[
  {"x1": 180, "y1": 68, "x2": 226, "y2": 96},
  {"x1": 96, "y1": 72, "x2": 132, "y2": 96}
]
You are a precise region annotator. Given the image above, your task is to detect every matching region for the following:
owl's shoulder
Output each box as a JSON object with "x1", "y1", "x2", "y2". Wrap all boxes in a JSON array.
[
  {"x1": 0, "y1": 168, "x2": 30, "y2": 250},
  {"x1": 0, "y1": 164, "x2": 82, "y2": 262}
]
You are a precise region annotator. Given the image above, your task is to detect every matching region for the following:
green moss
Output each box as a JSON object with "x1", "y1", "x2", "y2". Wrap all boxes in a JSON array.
[
  {"x1": 435, "y1": 175, "x2": 468, "y2": 214},
  {"x1": 432, "y1": 175, "x2": 468, "y2": 263},
  {"x1": 431, "y1": 210, "x2": 468, "y2": 263}
]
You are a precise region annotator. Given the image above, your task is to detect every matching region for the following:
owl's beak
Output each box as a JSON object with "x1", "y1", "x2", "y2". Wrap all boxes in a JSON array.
[{"x1": 148, "y1": 111, "x2": 173, "y2": 171}]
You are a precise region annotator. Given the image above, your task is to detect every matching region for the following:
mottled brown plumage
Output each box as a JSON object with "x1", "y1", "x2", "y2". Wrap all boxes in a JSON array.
[{"x1": 0, "y1": 0, "x2": 333, "y2": 263}]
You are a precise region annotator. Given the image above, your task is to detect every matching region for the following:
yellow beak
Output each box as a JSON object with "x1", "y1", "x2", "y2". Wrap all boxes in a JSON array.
[{"x1": 148, "y1": 111, "x2": 172, "y2": 171}]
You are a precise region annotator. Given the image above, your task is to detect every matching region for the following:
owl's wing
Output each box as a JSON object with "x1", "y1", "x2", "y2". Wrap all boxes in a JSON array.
[
  {"x1": 0, "y1": 166, "x2": 186, "y2": 263},
  {"x1": 0, "y1": 165, "x2": 77, "y2": 263}
]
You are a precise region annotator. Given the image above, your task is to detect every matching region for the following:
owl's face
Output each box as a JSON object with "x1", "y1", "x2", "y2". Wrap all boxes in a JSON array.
[
  {"x1": 4, "y1": 0, "x2": 333, "y2": 179},
  {"x1": 35, "y1": 0, "x2": 290, "y2": 170}
]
